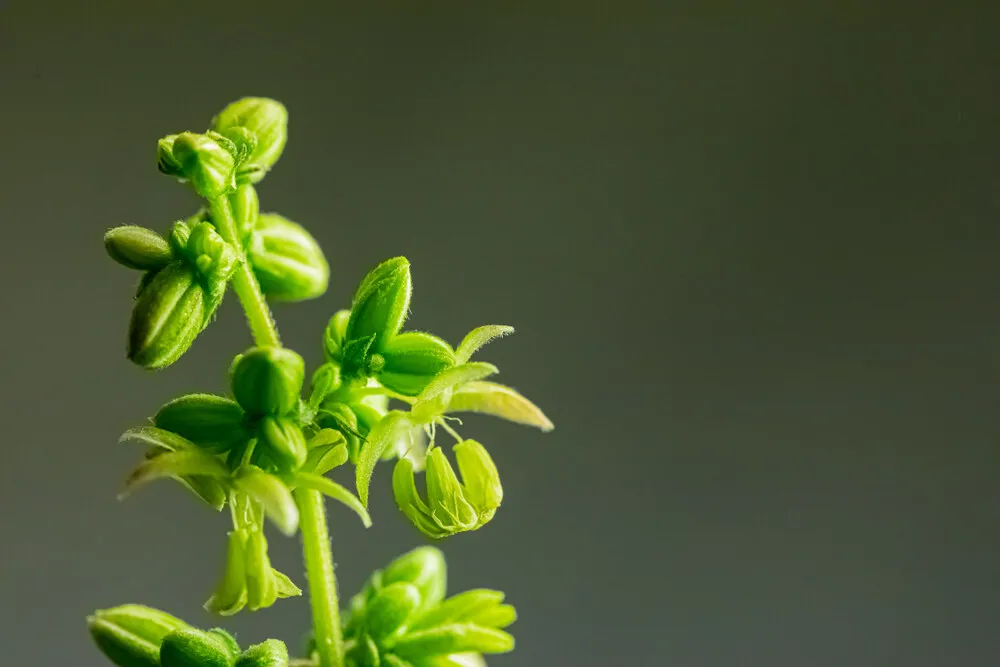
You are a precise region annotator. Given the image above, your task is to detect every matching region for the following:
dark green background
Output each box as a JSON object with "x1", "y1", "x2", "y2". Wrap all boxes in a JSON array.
[{"x1": 2, "y1": 2, "x2": 998, "y2": 665}]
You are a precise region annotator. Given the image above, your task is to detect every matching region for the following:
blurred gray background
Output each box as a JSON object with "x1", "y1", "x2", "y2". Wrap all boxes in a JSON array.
[{"x1": 2, "y1": 2, "x2": 999, "y2": 665}]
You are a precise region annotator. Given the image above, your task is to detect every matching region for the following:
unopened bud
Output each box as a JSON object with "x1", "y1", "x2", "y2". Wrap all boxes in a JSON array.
[
  {"x1": 235, "y1": 639, "x2": 289, "y2": 667},
  {"x1": 248, "y1": 213, "x2": 329, "y2": 302},
  {"x1": 378, "y1": 332, "x2": 456, "y2": 396},
  {"x1": 257, "y1": 415, "x2": 307, "y2": 471},
  {"x1": 345, "y1": 257, "x2": 412, "y2": 351},
  {"x1": 170, "y1": 132, "x2": 236, "y2": 199},
  {"x1": 127, "y1": 262, "x2": 206, "y2": 370},
  {"x1": 153, "y1": 393, "x2": 247, "y2": 454},
  {"x1": 88, "y1": 604, "x2": 189, "y2": 667},
  {"x1": 211, "y1": 98, "x2": 288, "y2": 184},
  {"x1": 105, "y1": 226, "x2": 174, "y2": 271},
  {"x1": 230, "y1": 347, "x2": 305, "y2": 416},
  {"x1": 160, "y1": 627, "x2": 234, "y2": 667}
]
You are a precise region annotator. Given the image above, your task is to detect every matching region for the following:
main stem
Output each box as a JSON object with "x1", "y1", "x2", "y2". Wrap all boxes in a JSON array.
[{"x1": 211, "y1": 194, "x2": 344, "y2": 667}]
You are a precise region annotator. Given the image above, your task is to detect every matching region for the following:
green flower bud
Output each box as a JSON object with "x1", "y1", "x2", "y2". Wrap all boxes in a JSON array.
[
  {"x1": 244, "y1": 530, "x2": 278, "y2": 611},
  {"x1": 211, "y1": 98, "x2": 288, "y2": 184},
  {"x1": 235, "y1": 639, "x2": 289, "y2": 667},
  {"x1": 128, "y1": 262, "x2": 205, "y2": 370},
  {"x1": 88, "y1": 604, "x2": 189, "y2": 667},
  {"x1": 380, "y1": 546, "x2": 447, "y2": 613},
  {"x1": 366, "y1": 582, "x2": 422, "y2": 643},
  {"x1": 345, "y1": 257, "x2": 412, "y2": 351},
  {"x1": 184, "y1": 221, "x2": 239, "y2": 306},
  {"x1": 207, "y1": 629, "x2": 242, "y2": 662},
  {"x1": 205, "y1": 530, "x2": 249, "y2": 616},
  {"x1": 230, "y1": 347, "x2": 305, "y2": 415},
  {"x1": 160, "y1": 627, "x2": 234, "y2": 667},
  {"x1": 230, "y1": 184, "x2": 259, "y2": 246},
  {"x1": 378, "y1": 332, "x2": 456, "y2": 397},
  {"x1": 322, "y1": 309, "x2": 351, "y2": 362},
  {"x1": 453, "y1": 440, "x2": 502, "y2": 527},
  {"x1": 105, "y1": 226, "x2": 174, "y2": 271},
  {"x1": 157, "y1": 134, "x2": 184, "y2": 178},
  {"x1": 153, "y1": 394, "x2": 247, "y2": 453},
  {"x1": 392, "y1": 625, "x2": 513, "y2": 661},
  {"x1": 425, "y1": 448, "x2": 478, "y2": 533},
  {"x1": 217, "y1": 126, "x2": 259, "y2": 168},
  {"x1": 257, "y1": 415, "x2": 308, "y2": 471},
  {"x1": 171, "y1": 132, "x2": 236, "y2": 198},
  {"x1": 248, "y1": 213, "x2": 329, "y2": 302}
]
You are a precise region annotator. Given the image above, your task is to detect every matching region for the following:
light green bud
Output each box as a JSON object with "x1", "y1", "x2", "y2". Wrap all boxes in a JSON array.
[
  {"x1": 229, "y1": 184, "x2": 259, "y2": 246},
  {"x1": 88, "y1": 604, "x2": 189, "y2": 667},
  {"x1": 452, "y1": 440, "x2": 502, "y2": 526},
  {"x1": 235, "y1": 639, "x2": 289, "y2": 667},
  {"x1": 160, "y1": 627, "x2": 234, "y2": 667},
  {"x1": 366, "y1": 582, "x2": 422, "y2": 643},
  {"x1": 322, "y1": 309, "x2": 351, "y2": 362},
  {"x1": 157, "y1": 134, "x2": 184, "y2": 178},
  {"x1": 380, "y1": 547, "x2": 447, "y2": 613},
  {"x1": 345, "y1": 257, "x2": 412, "y2": 352},
  {"x1": 256, "y1": 415, "x2": 308, "y2": 471},
  {"x1": 105, "y1": 226, "x2": 174, "y2": 271},
  {"x1": 248, "y1": 213, "x2": 329, "y2": 302},
  {"x1": 211, "y1": 98, "x2": 288, "y2": 184},
  {"x1": 425, "y1": 448, "x2": 478, "y2": 533},
  {"x1": 153, "y1": 393, "x2": 247, "y2": 454},
  {"x1": 127, "y1": 262, "x2": 205, "y2": 370},
  {"x1": 378, "y1": 332, "x2": 456, "y2": 397},
  {"x1": 230, "y1": 347, "x2": 305, "y2": 416},
  {"x1": 170, "y1": 132, "x2": 236, "y2": 199}
]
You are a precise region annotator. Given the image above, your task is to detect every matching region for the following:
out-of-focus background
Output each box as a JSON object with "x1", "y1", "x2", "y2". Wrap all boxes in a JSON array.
[{"x1": 1, "y1": 2, "x2": 999, "y2": 665}]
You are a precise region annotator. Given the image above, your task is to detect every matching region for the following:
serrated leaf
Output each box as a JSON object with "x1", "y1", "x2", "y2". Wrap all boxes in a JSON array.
[
  {"x1": 290, "y1": 472, "x2": 372, "y2": 528},
  {"x1": 446, "y1": 381, "x2": 553, "y2": 432},
  {"x1": 454, "y1": 325, "x2": 514, "y2": 364},
  {"x1": 233, "y1": 467, "x2": 299, "y2": 536},
  {"x1": 356, "y1": 411, "x2": 413, "y2": 507},
  {"x1": 121, "y1": 450, "x2": 230, "y2": 498}
]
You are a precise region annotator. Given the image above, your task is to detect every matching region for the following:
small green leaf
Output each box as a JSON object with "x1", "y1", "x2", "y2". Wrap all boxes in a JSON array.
[
  {"x1": 445, "y1": 381, "x2": 553, "y2": 432},
  {"x1": 454, "y1": 325, "x2": 514, "y2": 364},
  {"x1": 105, "y1": 226, "x2": 174, "y2": 271},
  {"x1": 409, "y1": 590, "x2": 504, "y2": 632},
  {"x1": 206, "y1": 629, "x2": 241, "y2": 662},
  {"x1": 381, "y1": 546, "x2": 447, "y2": 613},
  {"x1": 408, "y1": 654, "x2": 485, "y2": 667},
  {"x1": 257, "y1": 416, "x2": 308, "y2": 471},
  {"x1": 291, "y1": 471, "x2": 372, "y2": 527},
  {"x1": 205, "y1": 530, "x2": 249, "y2": 616},
  {"x1": 304, "y1": 440, "x2": 349, "y2": 476},
  {"x1": 393, "y1": 624, "x2": 514, "y2": 660},
  {"x1": 379, "y1": 332, "x2": 456, "y2": 397},
  {"x1": 244, "y1": 530, "x2": 278, "y2": 611},
  {"x1": 121, "y1": 450, "x2": 230, "y2": 498},
  {"x1": 465, "y1": 603, "x2": 516, "y2": 629},
  {"x1": 233, "y1": 467, "x2": 299, "y2": 536},
  {"x1": 356, "y1": 411, "x2": 413, "y2": 507},
  {"x1": 272, "y1": 569, "x2": 302, "y2": 599},
  {"x1": 120, "y1": 426, "x2": 198, "y2": 453},
  {"x1": 411, "y1": 363, "x2": 499, "y2": 423},
  {"x1": 322, "y1": 309, "x2": 351, "y2": 362}
]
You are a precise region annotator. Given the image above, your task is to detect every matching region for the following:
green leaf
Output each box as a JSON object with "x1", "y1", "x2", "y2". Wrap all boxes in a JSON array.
[
  {"x1": 290, "y1": 471, "x2": 372, "y2": 528},
  {"x1": 121, "y1": 450, "x2": 230, "y2": 498},
  {"x1": 454, "y1": 325, "x2": 514, "y2": 364},
  {"x1": 393, "y1": 624, "x2": 514, "y2": 660},
  {"x1": 445, "y1": 381, "x2": 553, "y2": 432},
  {"x1": 412, "y1": 363, "x2": 499, "y2": 423},
  {"x1": 408, "y1": 654, "x2": 485, "y2": 667},
  {"x1": 120, "y1": 426, "x2": 198, "y2": 453},
  {"x1": 356, "y1": 411, "x2": 413, "y2": 507},
  {"x1": 322, "y1": 309, "x2": 351, "y2": 362},
  {"x1": 244, "y1": 530, "x2": 278, "y2": 611},
  {"x1": 233, "y1": 467, "x2": 299, "y2": 536},
  {"x1": 304, "y1": 440, "x2": 349, "y2": 476},
  {"x1": 205, "y1": 530, "x2": 249, "y2": 616},
  {"x1": 409, "y1": 590, "x2": 504, "y2": 632}
]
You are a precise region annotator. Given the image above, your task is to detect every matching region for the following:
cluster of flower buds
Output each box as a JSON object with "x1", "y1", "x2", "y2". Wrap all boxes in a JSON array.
[
  {"x1": 88, "y1": 603, "x2": 291, "y2": 667},
  {"x1": 106, "y1": 97, "x2": 329, "y2": 371},
  {"x1": 334, "y1": 547, "x2": 515, "y2": 667}
]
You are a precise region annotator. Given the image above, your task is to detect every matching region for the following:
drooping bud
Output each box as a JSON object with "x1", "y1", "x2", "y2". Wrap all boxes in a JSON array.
[
  {"x1": 160, "y1": 627, "x2": 235, "y2": 667},
  {"x1": 381, "y1": 546, "x2": 447, "y2": 614},
  {"x1": 230, "y1": 347, "x2": 305, "y2": 416},
  {"x1": 248, "y1": 213, "x2": 329, "y2": 302},
  {"x1": 88, "y1": 604, "x2": 189, "y2": 667},
  {"x1": 205, "y1": 530, "x2": 249, "y2": 616},
  {"x1": 153, "y1": 394, "x2": 247, "y2": 454},
  {"x1": 453, "y1": 440, "x2": 503, "y2": 527},
  {"x1": 127, "y1": 262, "x2": 205, "y2": 370},
  {"x1": 322, "y1": 309, "x2": 351, "y2": 362},
  {"x1": 105, "y1": 226, "x2": 174, "y2": 271},
  {"x1": 169, "y1": 132, "x2": 236, "y2": 199},
  {"x1": 256, "y1": 415, "x2": 308, "y2": 471},
  {"x1": 345, "y1": 257, "x2": 412, "y2": 351},
  {"x1": 378, "y1": 332, "x2": 456, "y2": 396},
  {"x1": 235, "y1": 639, "x2": 289, "y2": 667},
  {"x1": 211, "y1": 98, "x2": 288, "y2": 184}
]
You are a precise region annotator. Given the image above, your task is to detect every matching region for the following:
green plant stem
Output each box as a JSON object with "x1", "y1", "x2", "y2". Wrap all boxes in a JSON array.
[
  {"x1": 208, "y1": 196, "x2": 281, "y2": 348},
  {"x1": 210, "y1": 194, "x2": 344, "y2": 667},
  {"x1": 296, "y1": 488, "x2": 345, "y2": 667}
]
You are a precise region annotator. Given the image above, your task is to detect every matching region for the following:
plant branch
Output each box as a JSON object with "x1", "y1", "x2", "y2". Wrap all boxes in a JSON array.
[{"x1": 296, "y1": 488, "x2": 345, "y2": 667}]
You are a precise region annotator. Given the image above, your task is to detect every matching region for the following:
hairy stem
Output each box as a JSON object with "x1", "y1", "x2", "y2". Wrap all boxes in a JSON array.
[
  {"x1": 208, "y1": 196, "x2": 281, "y2": 347},
  {"x1": 296, "y1": 488, "x2": 344, "y2": 667},
  {"x1": 210, "y1": 194, "x2": 344, "y2": 667}
]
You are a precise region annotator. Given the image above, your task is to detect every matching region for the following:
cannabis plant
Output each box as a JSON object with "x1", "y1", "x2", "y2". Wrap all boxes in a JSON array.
[{"x1": 88, "y1": 97, "x2": 552, "y2": 667}]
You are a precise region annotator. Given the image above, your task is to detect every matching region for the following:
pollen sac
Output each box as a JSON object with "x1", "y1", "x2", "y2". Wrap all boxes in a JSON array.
[
  {"x1": 169, "y1": 132, "x2": 237, "y2": 199},
  {"x1": 345, "y1": 257, "x2": 412, "y2": 353},
  {"x1": 104, "y1": 226, "x2": 174, "y2": 271},
  {"x1": 88, "y1": 604, "x2": 189, "y2": 667},
  {"x1": 127, "y1": 262, "x2": 205, "y2": 370},
  {"x1": 378, "y1": 331, "x2": 456, "y2": 397},
  {"x1": 211, "y1": 97, "x2": 288, "y2": 184},
  {"x1": 392, "y1": 443, "x2": 503, "y2": 540},
  {"x1": 230, "y1": 347, "x2": 305, "y2": 416},
  {"x1": 248, "y1": 213, "x2": 329, "y2": 302}
]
